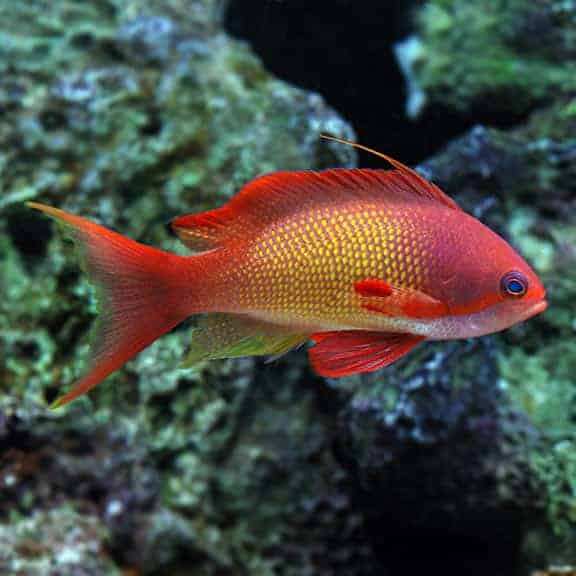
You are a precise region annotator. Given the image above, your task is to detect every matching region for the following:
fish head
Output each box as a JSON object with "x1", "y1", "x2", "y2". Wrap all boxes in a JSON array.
[{"x1": 437, "y1": 218, "x2": 547, "y2": 338}]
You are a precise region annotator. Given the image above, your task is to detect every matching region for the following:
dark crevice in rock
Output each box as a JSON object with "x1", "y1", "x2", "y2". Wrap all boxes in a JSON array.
[
  {"x1": 7, "y1": 208, "x2": 53, "y2": 259},
  {"x1": 224, "y1": 0, "x2": 470, "y2": 166},
  {"x1": 224, "y1": 1, "x2": 537, "y2": 168}
]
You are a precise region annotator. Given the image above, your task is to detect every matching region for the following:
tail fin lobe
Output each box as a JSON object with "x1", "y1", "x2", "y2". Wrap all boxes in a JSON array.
[{"x1": 29, "y1": 203, "x2": 200, "y2": 408}]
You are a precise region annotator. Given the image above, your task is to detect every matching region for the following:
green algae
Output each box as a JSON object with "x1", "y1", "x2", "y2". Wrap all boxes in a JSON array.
[
  {"x1": 0, "y1": 0, "x2": 353, "y2": 408},
  {"x1": 0, "y1": 0, "x2": 365, "y2": 574},
  {"x1": 399, "y1": 0, "x2": 576, "y2": 117},
  {"x1": 2, "y1": 0, "x2": 576, "y2": 573},
  {"x1": 499, "y1": 223, "x2": 576, "y2": 562},
  {"x1": 417, "y1": 101, "x2": 576, "y2": 569}
]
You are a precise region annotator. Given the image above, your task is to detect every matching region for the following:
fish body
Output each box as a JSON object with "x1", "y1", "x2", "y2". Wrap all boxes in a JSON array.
[
  {"x1": 28, "y1": 137, "x2": 547, "y2": 407},
  {"x1": 215, "y1": 196, "x2": 523, "y2": 338}
]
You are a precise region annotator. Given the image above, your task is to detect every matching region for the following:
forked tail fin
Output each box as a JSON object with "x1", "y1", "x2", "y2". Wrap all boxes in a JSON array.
[{"x1": 28, "y1": 203, "x2": 204, "y2": 408}]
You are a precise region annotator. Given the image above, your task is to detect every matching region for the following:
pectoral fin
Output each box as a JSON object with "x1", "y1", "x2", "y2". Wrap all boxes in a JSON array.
[
  {"x1": 308, "y1": 330, "x2": 425, "y2": 378},
  {"x1": 354, "y1": 279, "x2": 448, "y2": 320}
]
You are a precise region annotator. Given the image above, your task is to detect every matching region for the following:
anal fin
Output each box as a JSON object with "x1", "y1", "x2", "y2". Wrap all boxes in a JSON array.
[
  {"x1": 182, "y1": 313, "x2": 307, "y2": 367},
  {"x1": 309, "y1": 330, "x2": 424, "y2": 378}
]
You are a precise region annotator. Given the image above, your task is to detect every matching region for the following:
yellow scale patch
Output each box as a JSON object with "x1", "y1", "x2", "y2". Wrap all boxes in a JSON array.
[{"x1": 233, "y1": 202, "x2": 432, "y2": 330}]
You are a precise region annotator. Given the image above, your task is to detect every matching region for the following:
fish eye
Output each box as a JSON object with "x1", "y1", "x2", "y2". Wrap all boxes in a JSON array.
[{"x1": 500, "y1": 271, "x2": 528, "y2": 298}]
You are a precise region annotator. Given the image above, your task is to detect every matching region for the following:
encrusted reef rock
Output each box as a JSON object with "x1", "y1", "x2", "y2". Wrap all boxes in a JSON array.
[
  {"x1": 417, "y1": 57, "x2": 576, "y2": 576},
  {"x1": 0, "y1": 1, "x2": 367, "y2": 575},
  {"x1": 331, "y1": 305, "x2": 546, "y2": 574},
  {"x1": 316, "y1": 2, "x2": 576, "y2": 570},
  {"x1": 388, "y1": 0, "x2": 576, "y2": 571},
  {"x1": 2, "y1": 0, "x2": 576, "y2": 574},
  {"x1": 332, "y1": 115, "x2": 576, "y2": 573},
  {"x1": 396, "y1": 0, "x2": 576, "y2": 119}
]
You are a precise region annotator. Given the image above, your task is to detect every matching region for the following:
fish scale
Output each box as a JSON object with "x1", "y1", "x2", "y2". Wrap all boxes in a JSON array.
[{"x1": 227, "y1": 201, "x2": 433, "y2": 331}]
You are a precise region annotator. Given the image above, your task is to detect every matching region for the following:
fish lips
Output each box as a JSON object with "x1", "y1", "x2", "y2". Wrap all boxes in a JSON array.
[{"x1": 521, "y1": 299, "x2": 548, "y2": 321}]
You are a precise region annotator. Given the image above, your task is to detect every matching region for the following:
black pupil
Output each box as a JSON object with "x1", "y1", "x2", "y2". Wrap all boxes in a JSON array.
[{"x1": 507, "y1": 279, "x2": 524, "y2": 294}]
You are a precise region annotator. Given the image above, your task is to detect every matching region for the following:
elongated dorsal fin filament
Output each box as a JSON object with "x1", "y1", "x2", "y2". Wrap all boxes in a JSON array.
[{"x1": 320, "y1": 134, "x2": 461, "y2": 211}]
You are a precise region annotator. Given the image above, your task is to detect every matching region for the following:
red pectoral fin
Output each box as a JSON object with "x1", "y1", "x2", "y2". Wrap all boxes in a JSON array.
[
  {"x1": 399, "y1": 296, "x2": 448, "y2": 319},
  {"x1": 356, "y1": 279, "x2": 448, "y2": 320},
  {"x1": 308, "y1": 331, "x2": 425, "y2": 378}
]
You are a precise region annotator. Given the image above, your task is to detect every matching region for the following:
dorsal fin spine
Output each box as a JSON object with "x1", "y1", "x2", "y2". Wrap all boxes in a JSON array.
[{"x1": 320, "y1": 134, "x2": 461, "y2": 211}]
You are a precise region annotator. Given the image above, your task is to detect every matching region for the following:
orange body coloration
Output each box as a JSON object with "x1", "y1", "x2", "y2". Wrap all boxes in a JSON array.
[{"x1": 29, "y1": 136, "x2": 547, "y2": 407}]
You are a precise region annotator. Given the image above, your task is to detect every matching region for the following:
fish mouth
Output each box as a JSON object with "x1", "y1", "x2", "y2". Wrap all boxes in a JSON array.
[{"x1": 526, "y1": 299, "x2": 547, "y2": 318}]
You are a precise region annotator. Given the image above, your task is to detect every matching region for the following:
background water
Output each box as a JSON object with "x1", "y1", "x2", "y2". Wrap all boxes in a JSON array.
[{"x1": 1, "y1": 1, "x2": 575, "y2": 575}]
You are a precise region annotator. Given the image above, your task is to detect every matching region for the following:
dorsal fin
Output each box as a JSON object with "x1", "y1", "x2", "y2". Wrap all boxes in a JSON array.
[
  {"x1": 172, "y1": 138, "x2": 460, "y2": 250},
  {"x1": 320, "y1": 134, "x2": 461, "y2": 211},
  {"x1": 172, "y1": 207, "x2": 235, "y2": 251}
]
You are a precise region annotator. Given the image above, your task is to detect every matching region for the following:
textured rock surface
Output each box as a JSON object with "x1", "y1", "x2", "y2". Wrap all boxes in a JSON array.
[
  {"x1": 420, "y1": 111, "x2": 576, "y2": 571},
  {"x1": 394, "y1": 1, "x2": 576, "y2": 569},
  {"x1": 2, "y1": 0, "x2": 575, "y2": 575},
  {"x1": 398, "y1": 0, "x2": 576, "y2": 119},
  {"x1": 0, "y1": 1, "x2": 366, "y2": 575}
]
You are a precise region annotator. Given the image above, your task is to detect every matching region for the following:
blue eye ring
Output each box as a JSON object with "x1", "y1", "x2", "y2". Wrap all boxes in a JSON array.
[{"x1": 500, "y1": 271, "x2": 528, "y2": 298}]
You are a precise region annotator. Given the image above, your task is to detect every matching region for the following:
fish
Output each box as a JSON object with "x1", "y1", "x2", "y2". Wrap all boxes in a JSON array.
[{"x1": 28, "y1": 135, "x2": 547, "y2": 408}]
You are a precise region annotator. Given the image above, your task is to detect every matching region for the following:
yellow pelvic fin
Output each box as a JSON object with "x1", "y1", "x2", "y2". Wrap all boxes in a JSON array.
[{"x1": 182, "y1": 313, "x2": 308, "y2": 367}]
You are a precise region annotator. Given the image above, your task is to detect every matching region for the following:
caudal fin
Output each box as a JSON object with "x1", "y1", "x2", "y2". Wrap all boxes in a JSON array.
[{"x1": 28, "y1": 203, "x2": 203, "y2": 408}]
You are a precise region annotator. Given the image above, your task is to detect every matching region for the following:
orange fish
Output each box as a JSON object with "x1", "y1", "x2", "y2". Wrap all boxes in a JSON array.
[{"x1": 29, "y1": 136, "x2": 547, "y2": 408}]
